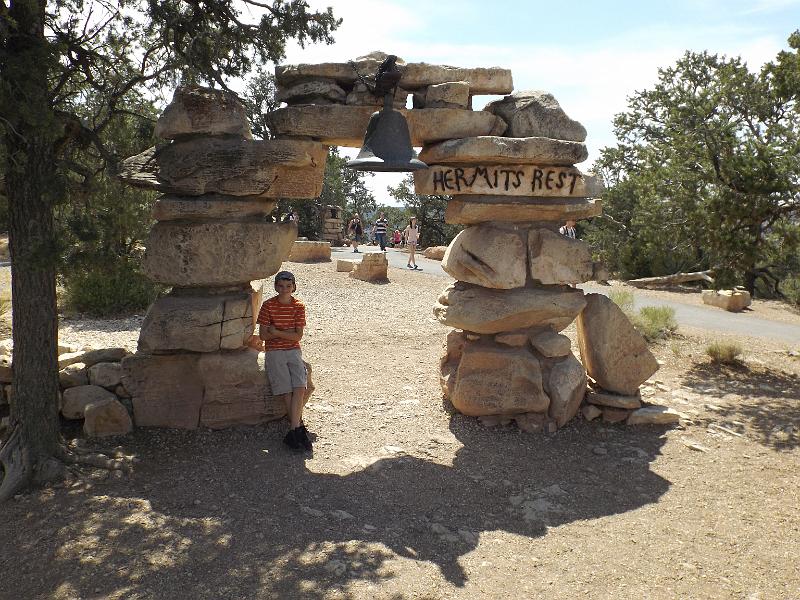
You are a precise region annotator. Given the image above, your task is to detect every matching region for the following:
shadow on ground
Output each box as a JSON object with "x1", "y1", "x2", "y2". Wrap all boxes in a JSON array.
[
  {"x1": 1, "y1": 419, "x2": 671, "y2": 599},
  {"x1": 681, "y1": 361, "x2": 800, "y2": 451}
]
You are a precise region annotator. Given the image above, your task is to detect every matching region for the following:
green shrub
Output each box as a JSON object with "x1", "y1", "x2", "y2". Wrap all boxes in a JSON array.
[
  {"x1": 706, "y1": 341, "x2": 743, "y2": 364},
  {"x1": 61, "y1": 261, "x2": 161, "y2": 316},
  {"x1": 609, "y1": 289, "x2": 635, "y2": 313},
  {"x1": 780, "y1": 275, "x2": 800, "y2": 308},
  {"x1": 634, "y1": 305, "x2": 678, "y2": 342}
]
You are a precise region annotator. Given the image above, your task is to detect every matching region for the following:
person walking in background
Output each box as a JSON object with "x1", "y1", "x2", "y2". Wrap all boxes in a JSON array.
[
  {"x1": 375, "y1": 211, "x2": 389, "y2": 251},
  {"x1": 404, "y1": 216, "x2": 421, "y2": 270},
  {"x1": 348, "y1": 214, "x2": 363, "y2": 253},
  {"x1": 559, "y1": 219, "x2": 577, "y2": 239},
  {"x1": 392, "y1": 229, "x2": 402, "y2": 248}
]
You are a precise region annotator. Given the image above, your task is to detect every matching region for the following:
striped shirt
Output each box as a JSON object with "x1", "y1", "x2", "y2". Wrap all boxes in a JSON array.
[
  {"x1": 375, "y1": 218, "x2": 388, "y2": 235},
  {"x1": 256, "y1": 296, "x2": 306, "y2": 351}
]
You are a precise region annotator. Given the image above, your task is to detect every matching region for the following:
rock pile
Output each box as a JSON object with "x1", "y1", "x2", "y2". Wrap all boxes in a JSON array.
[
  {"x1": 0, "y1": 341, "x2": 133, "y2": 437},
  {"x1": 118, "y1": 86, "x2": 320, "y2": 429}
]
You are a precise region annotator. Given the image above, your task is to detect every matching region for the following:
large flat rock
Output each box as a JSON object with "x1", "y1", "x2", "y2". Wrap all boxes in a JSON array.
[
  {"x1": 414, "y1": 164, "x2": 601, "y2": 197},
  {"x1": 434, "y1": 282, "x2": 586, "y2": 334},
  {"x1": 451, "y1": 344, "x2": 549, "y2": 416},
  {"x1": 529, "y1": 228, "x2": 594, "y2": 285},
  {"x1": 276, "y1": 59, "x2": 513, "y2": 95},
  {"x1": 138, "y1": 289, "x2": 255, "y2": 353},
  {"x1": 484, "y1": 90, "x2": 587, "y2": 141},
  {"x1": 119, "y1": 138, "x2": 327, "y2": 198},
  {"x1": 152, "y1": 195, "x2": 277, "y2": 221},
  {"x1": 155, "y1": 85, "x2": 252, "y2": 140},
  {"x1": 143, "y1": 221, "x2": 296, "y2": 287},
  {"x1": 576, "y1": 293, "x2": 659, "y2": 396},
  {"x1": 445, "y1": 196, "x2": 602, "y2": 225},
  {"x1": 265, "y1": 105, "x2": 505, "y2": 147},
  {"x1": 547, "y1": 353, "x2": 587, "y2": 426},
  {"x1": 419, "y1": 136, "x2": 588, "y2": 166},
  {"x1": 442, "y1": 224, "x2": 527, "y2": 289}
]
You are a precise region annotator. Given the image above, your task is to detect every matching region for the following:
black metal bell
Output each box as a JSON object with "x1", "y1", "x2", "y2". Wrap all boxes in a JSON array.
[{"x1": 346, "y1": 97, "x2": 428, "y2": 173}]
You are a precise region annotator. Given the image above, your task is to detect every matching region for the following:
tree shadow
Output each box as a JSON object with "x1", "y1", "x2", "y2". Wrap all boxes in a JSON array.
[
  {"x1": 681, "y1": 361, "x2": 800, "y2": 450},
  {"x1": 0, "y1": 418, "x2": 671, "y2": 599}
]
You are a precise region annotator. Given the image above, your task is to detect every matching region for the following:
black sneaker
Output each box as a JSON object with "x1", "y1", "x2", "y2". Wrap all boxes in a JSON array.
[
  {"x1": 283, "y1": 428, "x2": 301, "y2": 451},
  {"x1": 296, "y1": 426, "x2": 313, "y2": 452}
]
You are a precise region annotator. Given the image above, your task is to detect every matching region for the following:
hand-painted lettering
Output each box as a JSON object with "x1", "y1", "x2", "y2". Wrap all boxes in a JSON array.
[
  {"x1": 545, "y1": 170, "x2": 555, "y2": 190},
  {"x1": 454, "y1": 168, "x2": 468, "y2": 192},
  {"x1": 532, "y1": 169, "x2": 543, "y2": 191}
]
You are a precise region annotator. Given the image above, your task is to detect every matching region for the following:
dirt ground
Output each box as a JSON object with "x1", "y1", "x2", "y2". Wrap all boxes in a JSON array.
[{"x1": 1, "y1": 262, "x2": 799, "y2": 600}]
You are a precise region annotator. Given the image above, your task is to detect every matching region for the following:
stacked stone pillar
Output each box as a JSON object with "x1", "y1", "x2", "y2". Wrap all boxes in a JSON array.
[{"x1": 117, "y1": 86, "x2": 325, "y2": 429}]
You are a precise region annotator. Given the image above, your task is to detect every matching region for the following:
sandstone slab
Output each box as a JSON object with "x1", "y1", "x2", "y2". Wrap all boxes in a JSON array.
[
  {"x1": 119, "y1": 138, "x2": 327, "y2": 199},
  {"x1": 576, "y1": 293, "x2": 659, "y2": 396},
  {"x1": 585, "y1": 389, "x2": 642, "y2": 410},
  {"x1": 530, "y1": 329, "x2": 571, "y2": 357},
  {"x1": 419, "y1": 136, "x2": 588, "y2": 166},
  {"x1": 442, "y1": 225, "x2": 527, "y2": 289},
  {"x1": 451, "y1": 344, "x2": 549, "y2": 416},
  {"x1": 484, "y1": 91, "x2": 586, "y2": 141},
  {"x1": 702, "y1": 289, "x2": 752, "y2": 312},
  {"x1": 122, "y1": 353, "x2": 203, "y2": 429},
  {"x1": 627, "y1": 405, "x2": 682, "y2": 425},
  {"x1": 602, "y1": 407, "x2": 631, "y2": 423},
  {"x1": 400, "y1": 64, "x2": 513, "y2": 94},
  {"x1": 548, "y1": 353, "x2": 587, "y2": 426},
  {"x1": 59, "y1": 363, "x2": 88, "y2": 388},
  {"x1": 276, "y1": 80, "x2": 346, "y2": 105},
  {"x1": 83, "y1": 397, "x2": 133, "y2": 437},
  {"x1": 350, "y1": 253, "x2": 388, "y2": 282},
  {"x1": 336, "y1": 259, "x2": 356, "y2": 272},
  {"x1": 81, "y1": 348, "x2": 129, "y2": 367},
  {"x1": 422, "y1": 246, "x2": 447, "y2": 261},
  {"x1": 346, "y1": 82, "x2": 408, "y2": 108},
  {"x1": 155, "y1": 85, "x2": 252, "y2": 139},
  {"x1": 152, "y1": 195, "x2": 277, "y2": 221},
  {"x1": 143, "y1": 221, "x2": 296, "y2": 287},
  {"x1": 434, "y1": 282, "x2": 586, "y2": 334},
  {"x1": 265, "y1": 105, "x2": 505, "y2": 147},
  {"x1": 529, "y1": 228, "x2": 594, "y2": 284},
  {"x1": 88, "y1": 362, "x2": 123, "y2": 389},
  {"x1": 426, "y1": 82, "x2": 470, "y2": 109},
  {"x1": 138, "y1": 290, "x2": 254, "y2": 353},
  {"x1": 582, "y1": 404, "x2": 602, "y2": 421},
  {"x1": 62, "y1": 385, "x2": 117, "y2": 419},
  {"x1": 445, "y1": 196, "x2": 602, "y2": 225},
  {"x1": 275, "y1": 56, "x2": 392, "y2": 87},
  {"x1": 415, "y1": 164, "x2": 601, "y2": 197},
  {"x1": 288, "y1": 240, "x2": 332, "y2": 262}
]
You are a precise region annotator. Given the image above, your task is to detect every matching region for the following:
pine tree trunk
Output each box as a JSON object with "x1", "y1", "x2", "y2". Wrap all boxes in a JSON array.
[{"x1": 0, "y1": 0, "x2": 63, "y2": 500}]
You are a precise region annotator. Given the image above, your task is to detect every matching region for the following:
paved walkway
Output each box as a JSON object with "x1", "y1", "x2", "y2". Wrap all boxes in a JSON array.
[{"x1": 331, "y1": 246, "x2": 800, "y2": 345}]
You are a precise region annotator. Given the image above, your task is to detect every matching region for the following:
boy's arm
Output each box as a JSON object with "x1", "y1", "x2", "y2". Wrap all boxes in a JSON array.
[
  {"x1": 268, "y1": 326, "x2": 304, "y2": 342},
  {"x1": 259, "y1": 324, "x2": 278, "y2": 341}
]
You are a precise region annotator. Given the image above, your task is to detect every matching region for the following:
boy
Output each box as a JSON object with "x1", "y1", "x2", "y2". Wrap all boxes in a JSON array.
[{"x1": 257, "y1": 271, "x2": 311, "y2": 451}]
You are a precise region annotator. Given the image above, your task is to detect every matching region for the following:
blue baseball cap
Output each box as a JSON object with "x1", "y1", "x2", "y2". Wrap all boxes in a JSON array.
[{"x1": 275, "y1": 270, "x2": 296, "y2": 291}]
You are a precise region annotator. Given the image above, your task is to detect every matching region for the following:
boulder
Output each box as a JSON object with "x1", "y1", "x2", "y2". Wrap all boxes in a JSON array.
[
  {"x1": 143, "y1": 220, "x2": 296, "y2": 287},
  {"x1": 445, "y1": 196, "x2": 602, "y2": 225},
  {"x1": 547, "y1": 353, "x2": 587, "y2": 426},
  {"x1": 602, "y1": 407, "x2": 631, "y2": 423},
  {"x1": 450, "y1": 344, "x2": 549, "y2": 416},
  {"x1": 155, "y1": 85, "x2": 252, "y2": 139},
  {"x1": 88, "y1": 362, "x2": 124, "y2": 389},
  {"x1": 288, "y1": 240, "x2": 332, "y2": 262},
  {"x1": 62, "y1": 385, "x2": 117, "y2": 419},
  {"x1": 138, "y1": 289, "x2": 254, "y2": 353},
  {"x1": 701, "y1": 289, "x2": 752, "y2": 312},
  {"x1": 81, "y1": 348, "x2": 129, "y2": 367},
  {"x1": 83, "y1": 397, "x2": 133, "y2": 437},
  {"x1": 152, "y1": 195, "x2": 277, "y2": 221},
  {"x1": 494, "y1": 332, "x2": 528, "y2": 347},
  {"x1": 59, "y1": 362, "x2": 89, "y2": 388},
  {"x1": 122, "y1": 353, "x2": 204, "y2": 429},
  {"x1": 414, "y1": 164, "x2": 601, "y2": 197},
  {"x1": 197, "y1": 350, "x2": 314, "y2": 429},
  {"x1": 0, "y1": 355, "x2": 12, "y2": 383},
  {"x1": 441, "y1": 225, "x2": 527, "y2": 289},
  {"x1": 484, "y1": 90, "x2": 587, "y2": 141},
  {"x1": 439, "y1": 329, "x2": 466, "y2": 400},
  {"x1": 529, "y1": 228, "x2": 594, "y2": 285},
  {"x1": 265, "y1": 105, "x2": 505, "y2": 147},
  {"x1": 118, "y1": 138, "x2": 327, "y2": 199},
  {"x1": 576, "y1": 293, "x2": 659, "y2": 396},
  {"x1": 582, "y1": 404, "x2": 602, "y2": 421},
  {"x1": 627, "y1": 405, "x2": 682, "y2": 425},
  {"x1": 58, "y1": 342, "x2": 81, "y2": 354},
  {"x1": 57, "y1": 351, "x2": 85, "y2": 369},
  {"x1": 276, "y1": 80, "x2": 347, "y2": 105},
  {"x1": 0, "y1": 338, "x2": 12, "y2": 356},
  {"x1": 350, "y1": 253, "x2": 388, "y2": 282},
  {"x1": 336, "y1": 259, "x2": 356, "y2": 272},
  {"x1": 585, "y1": 389, "x2": 642, "y2": 410},
  {"x1": 425, "y1": 81, "x2": 470, "y2": 109},
  {"x1": 530, "y1": 329, "x2": 571, "y2": 357},
  {"x1": 434, "y1": 282, "x2": 586, "y2": 334},
  {"x1": 419, "y1": 136, "x2": 588, "y2": 166},
  {"x1": 422, "y1": 246, "x2": 447, "y2": 260}
]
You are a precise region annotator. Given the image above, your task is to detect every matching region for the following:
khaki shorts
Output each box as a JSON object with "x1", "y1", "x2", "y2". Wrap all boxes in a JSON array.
[{"x1": 265, "y1": 348, "x2": 307, "y2": 395}]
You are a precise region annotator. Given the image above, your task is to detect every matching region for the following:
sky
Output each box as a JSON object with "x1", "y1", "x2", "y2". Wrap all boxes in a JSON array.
[{"x1": 261, "y1": 0, "x2": 800, "y2": 206}]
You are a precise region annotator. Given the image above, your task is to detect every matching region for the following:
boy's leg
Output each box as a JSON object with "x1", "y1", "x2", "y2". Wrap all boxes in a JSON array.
[{"x1": 289, "y1": 386, "x2": 307, "y2": 429}]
